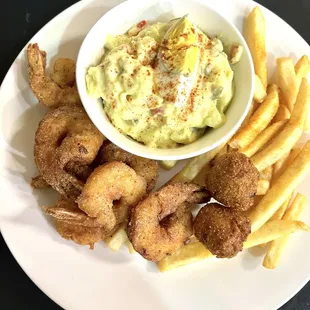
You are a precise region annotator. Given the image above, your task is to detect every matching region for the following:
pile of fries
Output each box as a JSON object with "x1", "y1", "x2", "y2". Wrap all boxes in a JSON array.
[{"x1": 105, "y1": 6, "x2": 310, "y2": 272}]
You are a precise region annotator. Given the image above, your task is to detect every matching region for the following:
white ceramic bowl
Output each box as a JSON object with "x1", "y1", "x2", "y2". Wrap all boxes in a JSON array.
[{"x1": 76, "y1": 0, "x2": 254, "y2": 160}]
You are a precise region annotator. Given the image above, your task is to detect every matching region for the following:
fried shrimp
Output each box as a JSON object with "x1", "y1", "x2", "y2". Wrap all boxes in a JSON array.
[
  {"x1": 64, "y1": 162, "x2": 93, "y2": 183},
  {"x1": 31, "y1": 175, "x2": 50, "y2": 189},
  {"x1": 77, "y1": 162, "x2": 147, "y2": 232},
  {"x1": 43, "y1": 197, "x2": 109, "y2": 249},
  {"x1": 31, "y1": 165, "x2": 92, "y2": 190},
  {"x1": 128, "y1": 183, "x2": 207, "y2": 262},
  {"x1": 50, "y1": 58, "x2": 76, "y2": 87},
  {"x1": 186, "y1": 188, "x2": 211, "y2": 204},
  {"x1": 34, "y1": 106, "x2": 104, "y2": 199},
  {"x1": 27, "y1": 43, "x2": 80, "y2": 107},
  {"x1": 55, "y1": 222, "x2": 107, "y2": 250},
  {"x1": 98, "y1": 143, "x2": 158, "y2": 192}
]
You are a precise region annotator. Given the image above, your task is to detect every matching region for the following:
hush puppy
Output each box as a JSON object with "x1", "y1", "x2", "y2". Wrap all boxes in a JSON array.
[
  {"x1": 205, "y1": 152, "x2": 259, "y2": 211},
  {"x1": 194, "y1": 203, "x2": 251, "y2": 258}
]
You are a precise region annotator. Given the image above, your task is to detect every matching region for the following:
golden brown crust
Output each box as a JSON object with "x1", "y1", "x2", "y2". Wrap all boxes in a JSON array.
[
  {"x1": 27, "y1": 43, "x2": 81, "y2": 108},
  {"x1": 128, "y1": 183, "x2": 206, "y2": 262},
  {"x1": 31, "y1": 175, "x2": 50, "y2": 189},
  {"x1": 50, "y1": 58, "x2": 76, "y2": 87},
  {"x1": 205, "y1": 152, "x2": 259, "y2": 211},
  {"x1": 77, "y1": 162, "x2": 147, "y2": 232},
  {"x1": 34, "y1": 106, "x2": 104, "y2": 199},
  {"x1": 55, "y1": 222, "x2": 107, "y2": 250},
  {"x1": 43, "y1": 197, "x2": 109, "y2": 249},
  {"x1": 185, "y1": 188, "x2": 211, "y2": 204},
  {"x1": 98, "y1": 143, "x2": 158, "y2": 193},
  {"x1": 194, "y1": 203, "x2": 251, "y2": 258}
]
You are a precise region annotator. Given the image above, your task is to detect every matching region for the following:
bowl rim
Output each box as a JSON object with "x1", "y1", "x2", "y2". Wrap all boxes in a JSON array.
[{"x1": 76, "y1": 0, "x2": 255, "y2": 160}]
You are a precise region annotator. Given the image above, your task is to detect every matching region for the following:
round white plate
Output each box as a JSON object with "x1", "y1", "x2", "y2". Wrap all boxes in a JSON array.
[{"x1": 0, "y1": 0, "x2": 309, "y2": 309}]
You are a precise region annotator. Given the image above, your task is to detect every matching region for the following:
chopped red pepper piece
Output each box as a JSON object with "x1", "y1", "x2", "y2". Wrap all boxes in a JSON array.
[{"x1": 137, "y1": 20, "x2": 147, "y2": 28}]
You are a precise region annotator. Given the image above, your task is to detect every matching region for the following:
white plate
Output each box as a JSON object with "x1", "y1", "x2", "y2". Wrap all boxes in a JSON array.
[{"x1": 0, "y1": 0, "x2": 309, "y2": 309}]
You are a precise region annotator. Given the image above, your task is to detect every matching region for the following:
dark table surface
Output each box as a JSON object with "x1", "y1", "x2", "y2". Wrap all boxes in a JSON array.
[{"x1": 1, "y1": 0, "x2": 310, "y2": 309}]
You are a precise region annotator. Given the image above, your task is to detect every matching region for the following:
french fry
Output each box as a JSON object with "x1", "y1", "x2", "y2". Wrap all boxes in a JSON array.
[
  {"x1": 282, "y1": 194, "x2": 307, "y2": 220},
  {"x1": 258, "y1": 195, "x2": 292, "y2": 248},
  {"x1": 229, "y1": 86, "x2": 279, "y2": 149},
  {"x1": 159, "y1": 160, "x2": 177, "y2": 170},
  {"x1": 166, "y1": 143, "x2": 225, "y2": 185},
  {"x1": 253, "y1": 100, "x2": 261, "y2": 112},
  {"x1": 272, "y1": 104, "x2": 291, "y2": 123},
  {"x1": 249, "y1": 140, "x2": 310, "y2": 231},
  {"x1": 227, "y1": 145, "x2": 237, "y2": 153},
  {"x1": 105, "y1": 226, "x2": 128, "y2": 252},
  {"x1": 258, "y1": 147, "x2": 301, "y2": 248},
  {"x1": 277, "y1": 57, "x2": 298, "y2": 112},
  {"x1": 251, "y1": 78, "x2": 309, "y2": 171},
  {"x1": 158, "y1": 219, "x2": 310, "y2": 272},
  {"x1": 260, "y1": 166, "x2": 273, "y2": 182},
  {"x1": 306, "y1": 88, "x2": 310, "y2": 131},
  {"x1": 244, "y1": 220, "x2": 310, "y2": 248},
  {"x1": 272, "y1": 148, "x2": 301, "y2": 183},
  {"x1": 305, "y1": 115, "x2": 310, "y2": 132},
  {"x1": 268, "y1": 84, "x2": 279, "y2": 93},
  {"x1": 254, "y1": 74, "x2": 267, "y2": 103},
  {"x1": 269, "y1": 194, "x2": 293, "y2": 221},
  {"x1": 157, "y1": 242, "x2": 213, "y2": 272},
  {"x1": 278, "y1": 89, "x2": 287, "y2": 105},
  {"x1": 257, "y1": 179, "x2": 270, "y2": 195},
  {"x1": 272, "y1": 152, "x2": 290, "y2": 182},
  {"x1": 239, "y1": 120, "x2": 287, "y2": 157},
  {"x1": 295, "y1": 57, "x2": 310, "y2": 132},
  {"x1": 287, "y1": 148, "x2": 302, "y2": 163},
  {"x1": 126, "y1": 241, "x2": 136, "y2": 254},
  {"x1": 215, "y1": 144, "x2": 228, "y2": 158},
  {"x1": 246, "y1": 7, "x2": 267, "y2": 89},
  {"x1": 295, "y1": 55, "x2": 310, "y2": 81},
  {"x1": 263, "y1": 193, "x2": 307, "y2": 269},
  {"x1": 190, "y1": 235, "x2": 199, "y2": 243}
]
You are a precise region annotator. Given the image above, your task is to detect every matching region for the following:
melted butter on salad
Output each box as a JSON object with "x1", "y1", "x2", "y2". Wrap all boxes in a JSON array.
[{"x1": 86, "y1": 16, "x2": 238, "y2": 148}]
